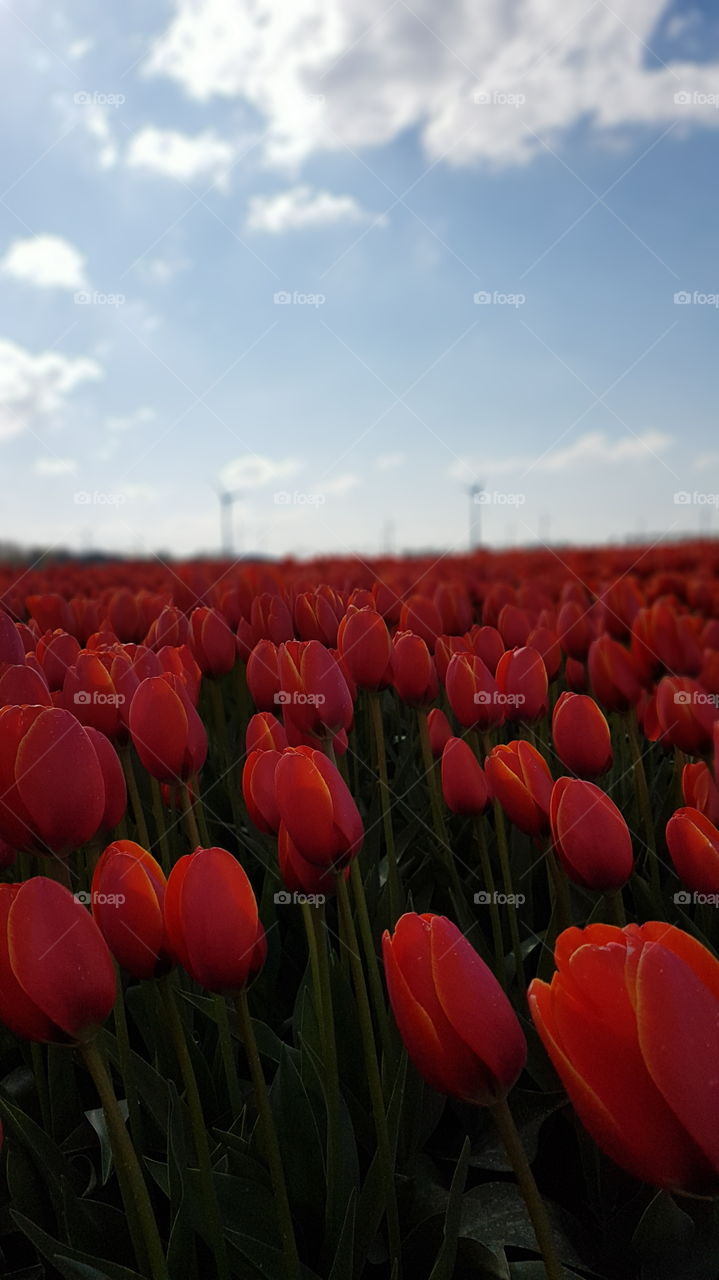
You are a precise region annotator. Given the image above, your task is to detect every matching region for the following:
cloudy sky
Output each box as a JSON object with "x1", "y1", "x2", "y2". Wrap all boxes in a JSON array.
[{"x1": 1, "y1": 0, "x2": 719, "y2": 558}]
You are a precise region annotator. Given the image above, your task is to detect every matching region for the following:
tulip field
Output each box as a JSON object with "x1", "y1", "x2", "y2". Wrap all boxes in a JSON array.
[{"x1": 1, "y1": 542, "x2": 719, "y2": 1280}]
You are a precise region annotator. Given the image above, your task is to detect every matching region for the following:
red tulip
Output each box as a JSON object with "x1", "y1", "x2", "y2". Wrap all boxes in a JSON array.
[
  {"x1": 189, "y1": 607, "x2": 236, "y2": 676},
  {"x1": 445, "y1": 652, "x2": 504, "y2": 730},
  {"x1": 92, "y1": 840, "x2": 170, "y2": 979},
  {"x1": 294, "y1": 591, "x2": 340, "y2": 646},
  {"x1": 275, "y1": 747, "x2": 363, "y2": 869},
  {"x1": 588, "y1": 635, "x2": 641, "y2": 711},
  {"x1": 242, "y1": 749, "x2": 282, "y2": 834},
  {"x1": 129, "y1": 674, "x2": 207, "y2": 782},
  {"x1": 390, "y1": 631, "x2": 437, "y2": 705},
  {"x1": 35, "y1": 629, "x2": 82, "y2": 689},
  {"x1": 246, "y1": 639, "x2": 281, "y2": 710},
  {"x1": 382, "y1": 913, "x2": 526, "y2": 1104},
  {"x1": 164, "y1": 847, "x2": 266, "y2": 992},
  {"x1": 441, "y1": 738, "x2": 490, "y2": 815},
  {"x1": 278, "y1": 824, "x2": 347, "y2": 897},
  {"x1": 0, "y1": 612, "x2": 25, "y2": 667},
  {"x1": 0, "y1": 879, "x2": 115, "y2": 1043},
  {"x1": 337, "y1": 607, "x2": 392, "y2": 689},
  {"x1": 84, "y1": 728, "x2": 127, "y2": 831},
  {"x1": 495, "y1": 646, "x2": 548, "y2": 721},
  {"x1": 529, "y1": 923, "x2": 719, "y2": 1194},
  {"x1": 245, "y1": 711, "x2": 288, "y2": 753},
  {"x1": 398, "y1": 595, "x2": 443, "y2": 651},
  {"x1": 145, "y1": 604, "x2": 189, "y2": 651},
  {"x1": 276, "y1": 640, "x2": 353, "y2": 736},
  {"x1": 0, "y1": 663, "x2": 52, "y2": 707},
  {"x1": 682, "y1": 761, "x2": 719, "y2": 825},
  {"x1": 666, "y1": 807, "x2": 719, "y2": 896},
  {"x1": 427, "y1": 707, "x2": 452, "y2": 758},
  {"x1": 564, "y1": 657, "x2": 587, "y2": 693},
  {"x1": 465, "y1": 625, "x2": 504, "y2": 676},
  {"x1": 551, "y1": 692, "x2": 612, "y2": 778},
  {"x1": 0, "y1": 706, "x2": 108, "y2": 852},
  {"x1": 655, "y1": 676, "x2": 717, "y2": 755},
  {"x1": 484, "y1": 740, "x2": 553, "y2": 836},
  {"x1": 550, "y1": 778, "x2": 633, "y2": 890},
  {"x1": 497, "y1": 604, "x2": 531, "y2": 650},
  {"x1": 63, "y1": 651, "x2": 125, "y2": 738}
]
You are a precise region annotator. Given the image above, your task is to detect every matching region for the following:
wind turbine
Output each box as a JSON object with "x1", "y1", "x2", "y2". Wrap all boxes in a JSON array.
[{"x1": 214, "y1": 485, "x2": 242, "y2": 557}]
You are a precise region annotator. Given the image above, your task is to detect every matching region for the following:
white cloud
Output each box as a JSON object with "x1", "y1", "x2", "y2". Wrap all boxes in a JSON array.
[
  {"x1": 246, "y1": 185, "x2": 384, "y2": 233},
  {"x1": 1, "y1": 235, "x2": 87, "y2": 290},
  {"x1": 449, "y1": 430, "x2": 673, "y2": 479},
  {"x1": 145, "y1": 0, "x2": 719, "y2": 169},
  {"x1": 322, "y1": 472, "x2": 359, "y2": 495},
  {"x1": 220, "y1": 454, "x2": 301, "y2": 489},
  {"x1": 694, "y1": 451, "x2": 719, "y2": 470},
  {"x1": 125, "y1": 127, "x2": 235, "y2": 186},
  {"x1": 147, "y1": 256, "x2": 191, "y2": 283},
  {"x1": 67, "y1": 37, "x2": 95, "y2": 60},
  {"x1": 0, "y1": 339, "x2": 102, "y2": 441},
  {"x1": 34, "y1": 456, "x2": 78, "y2": 475},
  {"x1": 375, "y1": 451, "x2": 405, "y2": 470},
  {"x1": 106, "y1": 407, "x2": 156, "y2": 433}
]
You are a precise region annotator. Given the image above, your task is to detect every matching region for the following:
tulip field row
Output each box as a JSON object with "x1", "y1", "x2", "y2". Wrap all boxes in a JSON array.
[{"x1": 0, "y1": 542, "x2": 717, "y2": 1280}]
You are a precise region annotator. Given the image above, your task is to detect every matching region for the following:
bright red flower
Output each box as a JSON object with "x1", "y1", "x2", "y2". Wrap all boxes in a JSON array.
[
  {"x1": 445, "y1": 652, "x2": 504, "y2": 730},
  {"x1": 92, "y1": 840, "x2": 170, "y2": 979},
  {"x1": 427, "y1": 707, "x2": 452, "y2": 758},
  {"x1": 274, "y1": 747, "x2": 363, "y2": 869},
  {"x1": 529, "y1": 923, "x2": 719, "y2": 1194},
  {"x1": 189, "y1": 607, "x2": 236, "y2": 676},
  {"x1": 484, "y1": 740, "x2": 553, "y2": 836},
  {"x1": 682, "y1": 761, "x2": 719, "y2": 826},
  {"x1": 164, "y1": 847, "x2": 266, "y2": 992},
  {"x1": 382, "y1": 913, "x2": 526, "y2": 1104},
  {"x1": 0, "y1": 879, "x2": 115, "y2": 1043},
  {"x1": 242, "y1": 749, "x2": 283, "y2": 834},
  {"x1": 245, "y1": 711, "x2": 288, "y2": 753},
  {"x1": 588, "y1": 635, "x2": 641, "y2": 711},
  {"x1": 390, "y1": 631, "x2": 437, "y2": 705},
  {"x1": 550, "y1": 777, "x2": 633, "y2": 890},
  {"x1": 441, "y1": 738, "x2": 490, "y2": 815},
  {"x1": 129, "y1": 674, "x2": 208, "y2": 782},
  {"x1": 666, "y1": 807, "x2": 719, "y2": 896},
  {"x1": 337, "y1": 607, "x2": 392, "y2": 689},
  {"x1": 495, "y1": 645, "x2": 548, "y2": 721},
  {"x1": 551, "y1": 692, "x2": 612, "y2": 778}
]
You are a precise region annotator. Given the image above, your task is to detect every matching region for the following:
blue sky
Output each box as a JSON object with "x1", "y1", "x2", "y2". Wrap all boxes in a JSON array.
[{"x1": 1, "y1": 0, "x2": 718, "y2": 558}]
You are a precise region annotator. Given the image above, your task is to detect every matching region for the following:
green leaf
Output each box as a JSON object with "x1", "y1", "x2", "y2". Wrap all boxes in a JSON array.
[
  {"x1": 10, "y1": 1211, "x2": 146, "y2": 1280},
  {"x1": 225, "y1": 1228, "x2": 322, "y2": 1280},
  {"x1": 428, "y1": 1136, "x2": 471, "y2": 1280},
  {"x1": 469, "y1": 1092, "x2": 566, "y2": 1173},
  {"x1": 632, "y1": 1191, "x2": 719, "y2": 1280},
  {"x1": 328, "y1": 1189, "x2": 357, "y2": 1280},
  {"x1": 458, "y1": 1183, "x2": 595, "y2": 1273},
  {"x1": 85, "y1": 1102, "x2": 128, "y2": 1187},
  {"x1": 271, "y1": 1043, "x2": 325, "y2": 1220}
]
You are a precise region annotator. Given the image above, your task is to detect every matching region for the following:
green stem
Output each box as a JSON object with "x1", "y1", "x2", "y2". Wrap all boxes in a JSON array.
[
  {"x1": 546, "y1": 847, "x2": 573, "y2": 935},
  {"x1": 492, "y1": 800, "x2": 525, "y2": 996},
  {"x1": 180, "y1": 782, "x2": 202, "y2": 849},
  {"x1": 350, "y1": 860, "x2": 394, "y2": 1067},
  {"x1": 473, "y1": 817, "x2": 507, "y2": 989},
  {"x1": 490, "y1": 1094, "x2": 563, "y2": 1280},
  {"x1": 417, "y1": 708, "x2": 466, "y2": 906},
  {"x1": 604, "y1": 888, "x2": 626, "y2": 927},
  {"x1": 113, "y1": 976, "x2": 144, "y2": 1152},
  {"x1": 150, "y1": 778, "x2": 171, "y2": 873},
  {"x1": 337, "y1": 876, "x2": 402, "y2": 1276},
  {"x1": 625, "y1": 712, "x2": 661, "y2": 898},
  {"x1": 368, "y1": 691, "x2": 401, "y2": 923},
  {"x1": 30, "y1": 1043, "x2": 51, "y2": 1135},
  {"x1": 80, "y1": 1039, "x2": 168, "y2": 1280},
  {"x1": 213, "y1": 994, "x2": 244, "y2": 1121},
  {"x1": 159, "y1": 979, "x2": 230, "y2": 1280},
  {"x1": 121, "y1": 748, "x2": 151, "y2": 850},
  {"x1": 235, "y1": 988, "x2": 301, "y2": 1280},
  {"x1": 305, "y1": 904, "x2": 342, "y2": 1255}
]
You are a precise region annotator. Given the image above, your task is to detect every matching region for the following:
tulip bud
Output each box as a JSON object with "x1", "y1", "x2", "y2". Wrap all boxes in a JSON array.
[
  {"x1": 550, "y1": 777, "x2": 633, "y2": 890},
  {"x1": 485, "y1": 740, "x2": 553, "y2": 836},
  {"x1": 441, "y1": 738, "x2": 490, "y2": 815},
  {"x1": 129, "y1": 674, "x2": 208, "y2": 782},
  {"x1": 0, "y1": 663, "x2": 52, "y2": 707},
  {"x1": 164, "y1": 847, "x2": 266, "y2": 992},
  {"x1": 666, "y1": 807, "x2": 719, "y2": 896},
  {"x1": 337, "y1": 607, "x2": 392, "y2": 689},
  {"x1": 398, "y1": 595, "x2": 443, "y2": 651},
  {"x1": 383, "y1": 913, "x2": 526, "y2": 1104},
  {"x1": 189, "y1": 607, "x2": 236, "y2": 676},
  {"x1": 63, "y1": 652, "x2": 124, "y2": 738},
  {"x1": 92, "y1": 840, "x2": 170, "y2": 979},
  {"x1": 0, "y1": 879, "x2": 115, "y2": 1043},
  {"x1": 242, "y1": 749, "x2": 283, "y2": 834},
  {"x1": 529, "y1": 923, "x2": 719, "y2": 1195},
  {"x1": 277, "y1": 641, "x2": 353, "y2": 736},
  {"x1": 427, "y1": 707, "x2": 453, "y2": 758},
  {"x1": 588, "y1": 635, "x2": 641, "y2": 711},
  {"x1": 274, "y1": 747, "x2": 363, "y2": 869},
  {"x1": 445, "y1": 652, "x2": 503, "y2": 730},
  {"x1": 278, "y1": 824, "x2": 347, "y2": 897},
  {"x1": 551, "y1": 692, "x2": 612, "y2": 778},
  {"x1": 495, "y1": 646, "x2": 548, "y2": 721},
  {"x1": 390, "y1": 631, "x2": 437, "y2": 705},
  {"x1": 246, "y1": 711, "x2": 288, "y2": 753},
  {"x1": 682, "y1": 761, "x2": 719, "y2": 825},
  {"x1": 655, "y1": 676, "x2": 716, "y2": 755}
]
